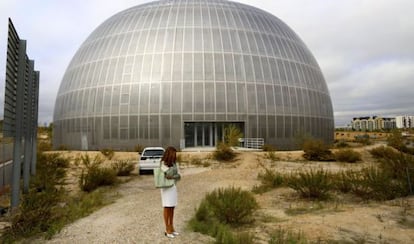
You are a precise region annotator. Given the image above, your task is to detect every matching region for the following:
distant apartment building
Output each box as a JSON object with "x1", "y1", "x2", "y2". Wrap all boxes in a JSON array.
[
  {"x1": 395, "y1": 116, "x2": 414, "y2": 129},
  {"x1": 351, "y1": 116, "x2": 396, "y2": 131}
]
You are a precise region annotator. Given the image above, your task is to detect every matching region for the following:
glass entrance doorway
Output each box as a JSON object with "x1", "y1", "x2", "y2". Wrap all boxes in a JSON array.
[{"x1": 184, "y1": 122, "x2": 244, "y2": 148}]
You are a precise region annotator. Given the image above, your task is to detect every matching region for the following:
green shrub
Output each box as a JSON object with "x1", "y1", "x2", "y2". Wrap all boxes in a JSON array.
[
  {"x1": 268, "y1": 227, "x2": 307, "y2": 244},
  {"x1": 224, "y1": 124, "x2": 243, "y2": 147},
  {"x1": 370, "y1": 145, "x2": 414, "y2": 190},
  {"x1": 387, "y1": 130, "x2": 407, "y2": 152},
  {"x1": 32, "y1": 153, "x2": 69, "y2": 192},
  {"x1": 335, "y1": 140, "x2": 349, "y2": 148},
  {"x1": 379, "y1": 152, "x2": 414, "y2": 178},
  {"x1": 111, "y1": 160, "x2": 135, "y2": 176},
  {"x1": 216, "y1": 228, "x2": 255, "y2": 244},
  {"x1": 190, "y1": 157, "x2": 211, "y2": 167},
  {"x1": 205, "y1": 187, "x2": 258, "y2": 226},
  {"x1": 353, "y1": 166, "x2": 407, "y2": 200},
  {"x1": 2, "y1": 154, "x2": 117, "y2": 242},
  {"x1": 253, "y1": 168, "x2": 285, "y2": 193},
  {"x1": 100, "y1": 148, "x2": 115, "y2": 160},
  {"x1": 332, "y1": 170, "x2": 360, "y2": 193},
  {"x1": 4, "y1": 153, "x2": 69, "y2": 240},
  {"x1": 334, "y1": 149, "x2": 361, "y2": 163},
  {"x1": 79, "y1": 154, "x2": 117, "y2": 192},
  {"x1": 288, "y1": 169, "x2": 332, "y2": 200},
  {"x1": 38, "y1": 141, "x2": 52, "y2": 152},
  {"x1": 213, "y1": 142, "x2": 237, "y2": 161},
  {"x1": 265, "y1": 151, "x2": 279, "y2": 161},
  {"x1": 189, "y1": 187, "x2": 257, "y2": 243},
  {"x1": 302, "y1": 139, "x2": 334, "y2": 161},
  {"x1": 369, "y1": 145, "x2": 398, "y2": 159},
  {"x1": 194, "y1": 187, "x2": 258, "y2": 227}
]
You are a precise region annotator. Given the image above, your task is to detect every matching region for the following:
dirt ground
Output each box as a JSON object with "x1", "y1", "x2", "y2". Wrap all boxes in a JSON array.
[{"x1": 26, "y1": 145, "x2": 414, "y2": 243}]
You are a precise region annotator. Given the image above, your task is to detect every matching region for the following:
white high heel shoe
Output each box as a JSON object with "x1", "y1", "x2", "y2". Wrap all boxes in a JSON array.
[{"x1": 165, "y1": 232, "x2": 175, "y2": 238}]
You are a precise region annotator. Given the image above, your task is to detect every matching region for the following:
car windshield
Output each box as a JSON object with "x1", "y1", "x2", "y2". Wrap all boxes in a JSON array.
[{"x1": 143, "y1": 150, "x2": 164, "y2": 157}]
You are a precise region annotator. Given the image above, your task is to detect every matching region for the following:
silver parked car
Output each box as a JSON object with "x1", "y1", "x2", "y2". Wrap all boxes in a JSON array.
[{"x1": 138, "y1": 147, "x2": 165, "y2": 174}]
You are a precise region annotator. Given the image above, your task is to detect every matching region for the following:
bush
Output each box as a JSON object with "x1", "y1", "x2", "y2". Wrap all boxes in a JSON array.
[
  {"x1": 387, "y1": 130, "x2": 406, "y2": 152},
  {"x1": 369, "y1": 145, "x2": 398, "y2": 159},
  {"x1": 377, "y1": 152, "x2": 414, "y2": 184},
  {"x1": 33, "y1": 153, "x2": 69, "y2": 191},
  {"x1": 335, "y1": 140, "x2": 349, "y2": 148},
  {"x1": 213, "y1": 142, "x2": 236, "y2": 161},
  {"x1": 189, "y1": 157, "x2": 211, "y2": 167},
  {"x1": 288, "y1": 169, "x2": 332, "y2": 200},
  {"x1": 302, "y1": 139, "x2": 334, "y2": 161},
  {"x1": 253, "y1": 168, "x2": 285, "y2": 193},
  {"x1": 332, "y1": 170, "x2": 360, "y2": 193},
  {"x1": 216, "y1": 229, "x2": 255, "y2": 244},
  {"x1": 79, "y1": 154, "x2": 117, "y2": 192},
  {"x1": 206, "y1": 187, "x2": 258, "y2": 226},
  {"x1": 268, "y1": 227, "x2": 307, "y2": 244},
  {"x1": 334, "y1": 149, "x2": 361, "y2": 163},
  {"x1": 37, "y1": 141, "x2": 52, "y2": 152},
  {"x1": 111, "y1": 160, "x2": 135, "y2": 176},
  {"x1": 197, "y1": 187, "x2": 258, "y2": 226},
  {"x1": 4, "y1": 153, "x2": 69, "y2": 240},
  {"x1": 264, "y1": 151, "x2": 279, "y2": 161},
  {"x1": 224, "y1": 124, "x2": 243, "y2": 147},
  {"x1": 2, "y1": 154, "x2": 116, "y2": 242},
  {"x1": 189, "y1": 187, "x2": 257, "y2": 243},
  {"x1": 352, "y1": 166, "x2": 407, "y2": 200},
  {"x1": 100, "y1": 148, "x2": 115, "y2": 160},
  {"x1": 370, "y1": 146, "x2": 414, "y2": 183}
]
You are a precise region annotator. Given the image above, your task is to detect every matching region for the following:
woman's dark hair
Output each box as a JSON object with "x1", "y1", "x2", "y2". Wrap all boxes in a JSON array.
[{"x1": 162, "y1": 146, "x2": 177, "y2": 167}]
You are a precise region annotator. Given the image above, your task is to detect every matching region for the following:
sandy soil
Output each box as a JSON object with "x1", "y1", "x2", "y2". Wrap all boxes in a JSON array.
[{"x1": 33, "y1": 147, "x2": 414, "y2": 243}]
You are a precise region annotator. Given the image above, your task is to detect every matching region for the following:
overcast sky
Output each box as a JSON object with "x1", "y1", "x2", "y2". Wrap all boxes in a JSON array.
[{"x1": 0, "y1": 0, "x2": 413, "y2": 126}]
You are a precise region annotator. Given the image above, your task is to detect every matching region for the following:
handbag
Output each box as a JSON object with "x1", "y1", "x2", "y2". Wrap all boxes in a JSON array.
[{"x1": 154, "y1": 163, "x2": 175, "y2": 188}]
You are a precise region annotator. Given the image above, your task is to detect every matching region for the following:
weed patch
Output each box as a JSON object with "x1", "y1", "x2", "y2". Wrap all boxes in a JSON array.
[
  {"x1": 288, "y1": 169, "x2": 332, "y2": 200},
  {"x1": 302, "y1": 139, "x2": 334, "y2": 161},
  {"x1": 213, "y1": 142, "x2": 237, "y2": 161},
  {"x1": 188, "y1": 187, "x2": 257, "y2": 243},
  {"x1": 334, "y1": 149, "x2": 362, "y2": 163},
  {"x1": 79, "y1": 154, "x2": 117, "y2": 192},
  {"x1": 111, "y1": 160, "x2": 135, "y2": 176}
]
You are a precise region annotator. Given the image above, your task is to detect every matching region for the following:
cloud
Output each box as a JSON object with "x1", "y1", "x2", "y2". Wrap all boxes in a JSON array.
[
  {"x1": 332, "y1": 59, "x2": 414, "y2": 125},
  {"x1": 0, "y1": 0, "x2": 413, "y2": 127}
]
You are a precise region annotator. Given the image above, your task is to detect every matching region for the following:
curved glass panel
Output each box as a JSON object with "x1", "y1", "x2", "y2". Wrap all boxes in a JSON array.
[{"x1": 53, "y1": 0, "x2": 334, "y2": 150}]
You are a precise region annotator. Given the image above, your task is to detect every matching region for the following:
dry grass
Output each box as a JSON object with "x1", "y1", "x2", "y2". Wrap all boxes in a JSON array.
[{"x1": 2, "y1": 139, "x2": 414, "y2": 243}]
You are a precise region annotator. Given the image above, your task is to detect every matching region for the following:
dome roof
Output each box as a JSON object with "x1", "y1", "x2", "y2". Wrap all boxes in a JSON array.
[{"x1": 53, "y1": 0, "x2": 333, "y2": 150}]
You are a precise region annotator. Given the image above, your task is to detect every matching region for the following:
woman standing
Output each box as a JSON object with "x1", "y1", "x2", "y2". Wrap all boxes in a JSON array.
[{"x1": 160, "y1": 146, "x2": 181, "y2": 238}]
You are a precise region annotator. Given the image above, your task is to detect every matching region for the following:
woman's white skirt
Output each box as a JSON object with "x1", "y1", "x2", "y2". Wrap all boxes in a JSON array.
[{"x1": 161, "y1": 184, "x2": 177, "y2": 207}]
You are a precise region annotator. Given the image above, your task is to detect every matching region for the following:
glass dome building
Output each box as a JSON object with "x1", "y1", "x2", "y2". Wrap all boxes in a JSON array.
[{"x1": 53, "y1": 0, "x2": 334, "y2": 150}]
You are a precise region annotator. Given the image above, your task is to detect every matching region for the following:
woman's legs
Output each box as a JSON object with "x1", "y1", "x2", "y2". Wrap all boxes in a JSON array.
[
  {"x1": 170, "y1": 207, "x2": 175, "y2": 232},
  {"x1": 163, "y1": 207, "x2": 171, "y2": 233},
  {"x1": 164, "y1": 207, "x2": 175, "y2": 233}
]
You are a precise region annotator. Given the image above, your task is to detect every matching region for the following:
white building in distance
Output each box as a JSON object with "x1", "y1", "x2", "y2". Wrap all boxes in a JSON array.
[{"x1": 395, "y1": 116, "x2": 414, "y2": 129}]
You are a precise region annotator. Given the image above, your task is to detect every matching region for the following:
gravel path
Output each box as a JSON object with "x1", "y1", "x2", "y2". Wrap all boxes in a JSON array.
[
  {"x1": 43, "y1": 168, "x2": 216, "y2": 244},
  {"x1": 42, "y1": 154, "x2": 260, "y2": 244}
]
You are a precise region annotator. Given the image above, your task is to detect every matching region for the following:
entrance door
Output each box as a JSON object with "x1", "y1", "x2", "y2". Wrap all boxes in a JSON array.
[{"x1": 184, "y1": 122, "x2": 244, "y2": 148}]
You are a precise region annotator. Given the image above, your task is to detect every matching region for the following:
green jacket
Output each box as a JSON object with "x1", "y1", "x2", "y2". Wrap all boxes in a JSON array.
[{"x1": 165, "y1": 163, "x2": 181, "y2": 182}]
